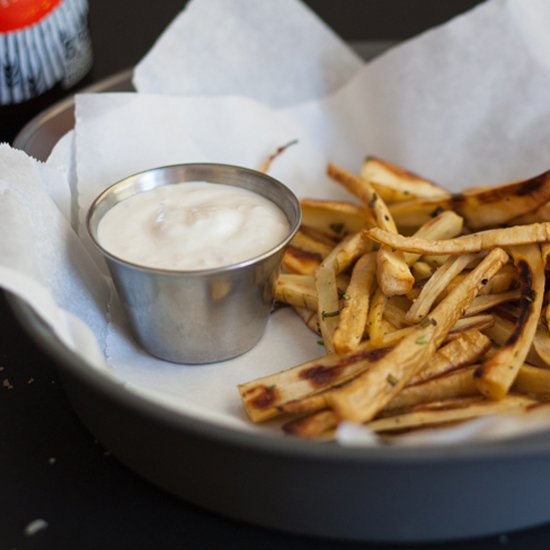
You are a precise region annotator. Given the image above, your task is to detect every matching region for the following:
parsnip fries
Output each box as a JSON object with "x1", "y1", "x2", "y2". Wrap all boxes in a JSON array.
[{"x1": 238, "y1": 158, "x2": 550, "y2": 441}]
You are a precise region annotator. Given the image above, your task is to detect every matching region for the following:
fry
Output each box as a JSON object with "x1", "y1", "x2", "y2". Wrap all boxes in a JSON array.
[
  {"x1": 404, "y1": 210, "x2": 464, "y2": 266},
  {"x1": 405, "y1": 253, "x2": 477, "y2": 323},
  {"x1": 365, "y1": 288, "x2": 388, "y2": 346},
  {"x1": 282, "y1": 245, "x2": 322, "y2": 275},
  {"x1": 293, "y1": 307, "x2": 319, "y2": 335},
  {"x1": 376, "y1": 247, "x2": 416, "y2": 297},
  {"x1": 324, "y1": 248, "x2": 509, "y2": 423},
  {"x1": 475, "y1": 245, "x2": 545, "y2": 400},
  {"x1": 283, "y1": 331, "x2": 491, "y2": 418},
  {"x1": 321, "y1": 231, "x2": 371, "y2": 274},
  {"x1": 239, "y1": 157, "x2": 550, "y2": 441},
  {"x1": 388, "y1": 168, "x2": 550, "y2": 230},
  {"x1": 367, "y1": 395, "x2": 537, "y2": 433},
  {"x1": 328, "y1": 163, "x2": 414, "y2": 296},
  {"x1": 300, "y1": 199, "x2": 371, "y2": 238},
  {"x1": 383, "y1": 296, "x2": 411, "y2": 329},
  {"x1": 542, "y1": 243, "x2": 550, "y2": 328},
  {"x1": 387, "y1": 366, "x2": 481, "y2": 409},
  {"x1": 315, "y1": 233, "x2": 372, "y2": 353},
  {"x1": 377, "y1": 314, "x2": 493, "y2": 348},
  {"x1": 316, "y1": 265, "x2": 339, "y2": 354},
  {"x1": 283, "y1": 393, "x2": 539, "y2": 439},
  {"x1": 464, "y1": 289, "x2": 521, "y2": 316},
  {"x1": 283, "y1": 409, "x2": 337, "y2": 438},
  {"x1": 483, "y1": 314, "x2": 546, "y2": 368},
  {"x1": 238, "y1": 344, "x2": 391, "y2": 423},
  {"x1": 274, "y1": 274, "x2": 317, "y2": 311},
  {"x1": 360, "y1": 156, "x2": 450, "y2": 203},
  {"x1": 409, "y1": 330, "x2": 491, "y2": 385},
  {"x1": 366, "y1": 222, "x2": 550, "y2": 255},
  {"x1": 290, "y1": 230, "x2": 333, "y2": 259},
  {"x1": 333, "y1": 252, "x2": 377, "y2": 355},
  {"x1": 514, "y1": 364, "x2": 550, "y2": 396},
  {"x1": 412, "y1": 261, "x2": 435, "y2": 281}
]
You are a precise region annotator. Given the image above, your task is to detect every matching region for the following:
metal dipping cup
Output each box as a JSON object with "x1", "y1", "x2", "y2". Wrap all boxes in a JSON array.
[{"x1": 87, "y1": 163, "x2": 301, "y2": 364}]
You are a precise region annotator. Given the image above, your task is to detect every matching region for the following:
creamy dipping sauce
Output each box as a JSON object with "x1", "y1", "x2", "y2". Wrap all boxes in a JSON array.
[{"x1": 97, "y1": 181, "x2": 290, "y2": 270}]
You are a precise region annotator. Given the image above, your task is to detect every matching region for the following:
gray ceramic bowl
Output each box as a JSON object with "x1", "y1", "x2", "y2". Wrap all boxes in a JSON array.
[{"x1": 11, "y1": 70, "x2": 550, "y2": 543}]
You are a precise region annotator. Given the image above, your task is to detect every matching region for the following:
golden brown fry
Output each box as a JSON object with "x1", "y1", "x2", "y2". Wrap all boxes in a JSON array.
[
  {"x1": 412, "y1": 261, "x2": 435, "y2": 281},
  {"x1": 321, "y1": 232, "x2": 371, "y2": 274},
  {"x1": 542, "y1": 243, "x2": 550, "y2": 328},
  {"x1": 293, "y1": 307, "x2": 320, "y2": 335},
  {"x1": 366, "y1": 223, "x2": 550, "y2": 255},
  {"x1": 514, "y1": 364, "x2": 550, "y2": 396},
  {"x1": 383, "y1": 296, "x2": 412, "y2": 329},
  {"x1": 274, "y1": 274, "x2": 317, "y2": 311},
  {"x1": 360, "y1": 156, "x2": 450, "y2": 203},
  {"x1": 290, "y1": 230, "x2": 333, "y2": 259},
  {"x1": 376, "y1": 314, "x2": 493, "y2": 348},
  {"x1": 283, "y1": 393, "x2": 539, "y2": 439},
  {"x1": 333, "y1": 252, "x2": 377, "y2": 355},
  {"x1": 315, "y1": 233, "x2": 371, "y2": 353},
  {"x1": 327, "y1": 163, "x2": 396, "y2": 232},
  {"x1": 376, "y1": 248, "x2": 416, "y2": 296},
  {"x1": 316, "y1": 265, "x2": 339, "y2": 354},
  {"x1": 283, "y1": 332, "x2": 491, "y2": 418},
  {"x1": 282, "y1": 245, "x2": 322, "y2": 275},
  {"x1": 483, "y1": 314, "x2": 546, "y2": 368},
  {"x1": 508, "y1": 200, "x2": 550, "y2": 225},
  {"x1": 388, "y1": 168, "x2": 550, "y2": 230},
  {"x1": 440, "y1": 264, "x2": 517, "y2": 299},
  {"x1": 324, "y1": 248, "x2": 509, "y2": 423},
  {"x1": 532, "y1": 325, "x2": 550, "y2": 369},
  {"x1": 404, "y1": 211, "x2": 464, "y2": 266},
  {"x1": 387, "y1": 366, "x2": 480, "y2": 409},
  {"x1": 367, "y1": 395, "x2": 537, "y2": 433},
  {"x1": 475, "y1": 245, "x2": 545, "y2": 400},
  {"x1": 300, "y1": 199, "x2": 371, "y2": 238},
  {"x1": 464, "y1": 289, "x2": 521, "y2": 316},
  {"x1": 328, "y1": 163, "x2": 414, "y2": 296},
  {"x1": 366, "y1": 287, "x2": 388, "y2": 346},
  {"x1": 406, "y1": 253, "x2": 477, "y2": 324},
  {"x1": 283, "y1": 409, "x2": 337, "y2": 438},
  {"x1": 409, "y1": 330, "x2": 491, "y2": 385},
  {"x1": 238, "y1": 344, "x2": 392, "y2": 423}
]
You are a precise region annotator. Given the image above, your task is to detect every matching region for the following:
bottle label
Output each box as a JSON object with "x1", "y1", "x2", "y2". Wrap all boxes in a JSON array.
[{"x1": 0, "y1": 0, "x2": 93, "y2": 106}]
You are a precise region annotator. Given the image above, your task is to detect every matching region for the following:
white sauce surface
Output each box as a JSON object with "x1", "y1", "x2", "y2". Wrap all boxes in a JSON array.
[{"x1": 97, "y1": 181, "x2": 289, "y2": 270}]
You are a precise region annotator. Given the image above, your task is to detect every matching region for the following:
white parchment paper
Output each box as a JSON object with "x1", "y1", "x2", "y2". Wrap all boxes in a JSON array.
[{"x1": 4, "y1": 0, "x2": 550, "y2": 444}]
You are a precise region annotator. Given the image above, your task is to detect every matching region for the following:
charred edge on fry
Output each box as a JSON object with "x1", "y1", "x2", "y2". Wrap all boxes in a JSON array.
[
  {"x1": 474, "y1": 260, "x2": 534, "y2": 378},
  {"x1": 299, "y1": 346, "x2": 391, "y2": 387},
  {"x1": 285, "y1": 245, "x2": 323, "y2": 263},
  {"x1": 246, "y1": 384, "x2": 279, "y2": 409}
]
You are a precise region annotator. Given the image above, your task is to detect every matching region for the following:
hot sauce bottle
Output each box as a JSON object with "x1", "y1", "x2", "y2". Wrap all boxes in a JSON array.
[{"x1": 0, "y1": 0, "x2": 93, "y2": 142}]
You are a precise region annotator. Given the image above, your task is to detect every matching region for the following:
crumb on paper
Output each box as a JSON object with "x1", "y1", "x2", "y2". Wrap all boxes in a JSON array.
[
  {"x1": 3, "y1": 378, "x2": 13, "y2": 390},
  {"x1": 24, "y1": 518, "x2": 48, "y2": 536},
  {"x1": 27, "y1": 378, "x2": 34, "y2": 384},
  {"x1": 48, "y1": 457, "x2": 56, "y2": 465}
]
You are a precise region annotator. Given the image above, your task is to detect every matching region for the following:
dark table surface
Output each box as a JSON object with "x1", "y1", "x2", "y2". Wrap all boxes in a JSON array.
[{"x1": 3, "y1": 1, "x2": 550, "y2": 548}]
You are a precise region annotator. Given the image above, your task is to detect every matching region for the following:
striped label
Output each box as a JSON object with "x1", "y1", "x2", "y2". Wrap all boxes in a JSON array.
[{"x1": 0, "y1": 0, "x2": 92, "y2": 106}]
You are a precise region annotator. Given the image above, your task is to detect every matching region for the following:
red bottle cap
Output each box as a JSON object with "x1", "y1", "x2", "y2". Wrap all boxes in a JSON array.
[{"x1": 0, "y1": 0, "x2": 62, "y2": 33}]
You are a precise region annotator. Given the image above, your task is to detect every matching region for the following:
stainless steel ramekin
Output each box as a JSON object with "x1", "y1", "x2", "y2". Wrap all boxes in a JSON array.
[{"x1": 87, "y1": 163, "x2": 301, "y2": 364}]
